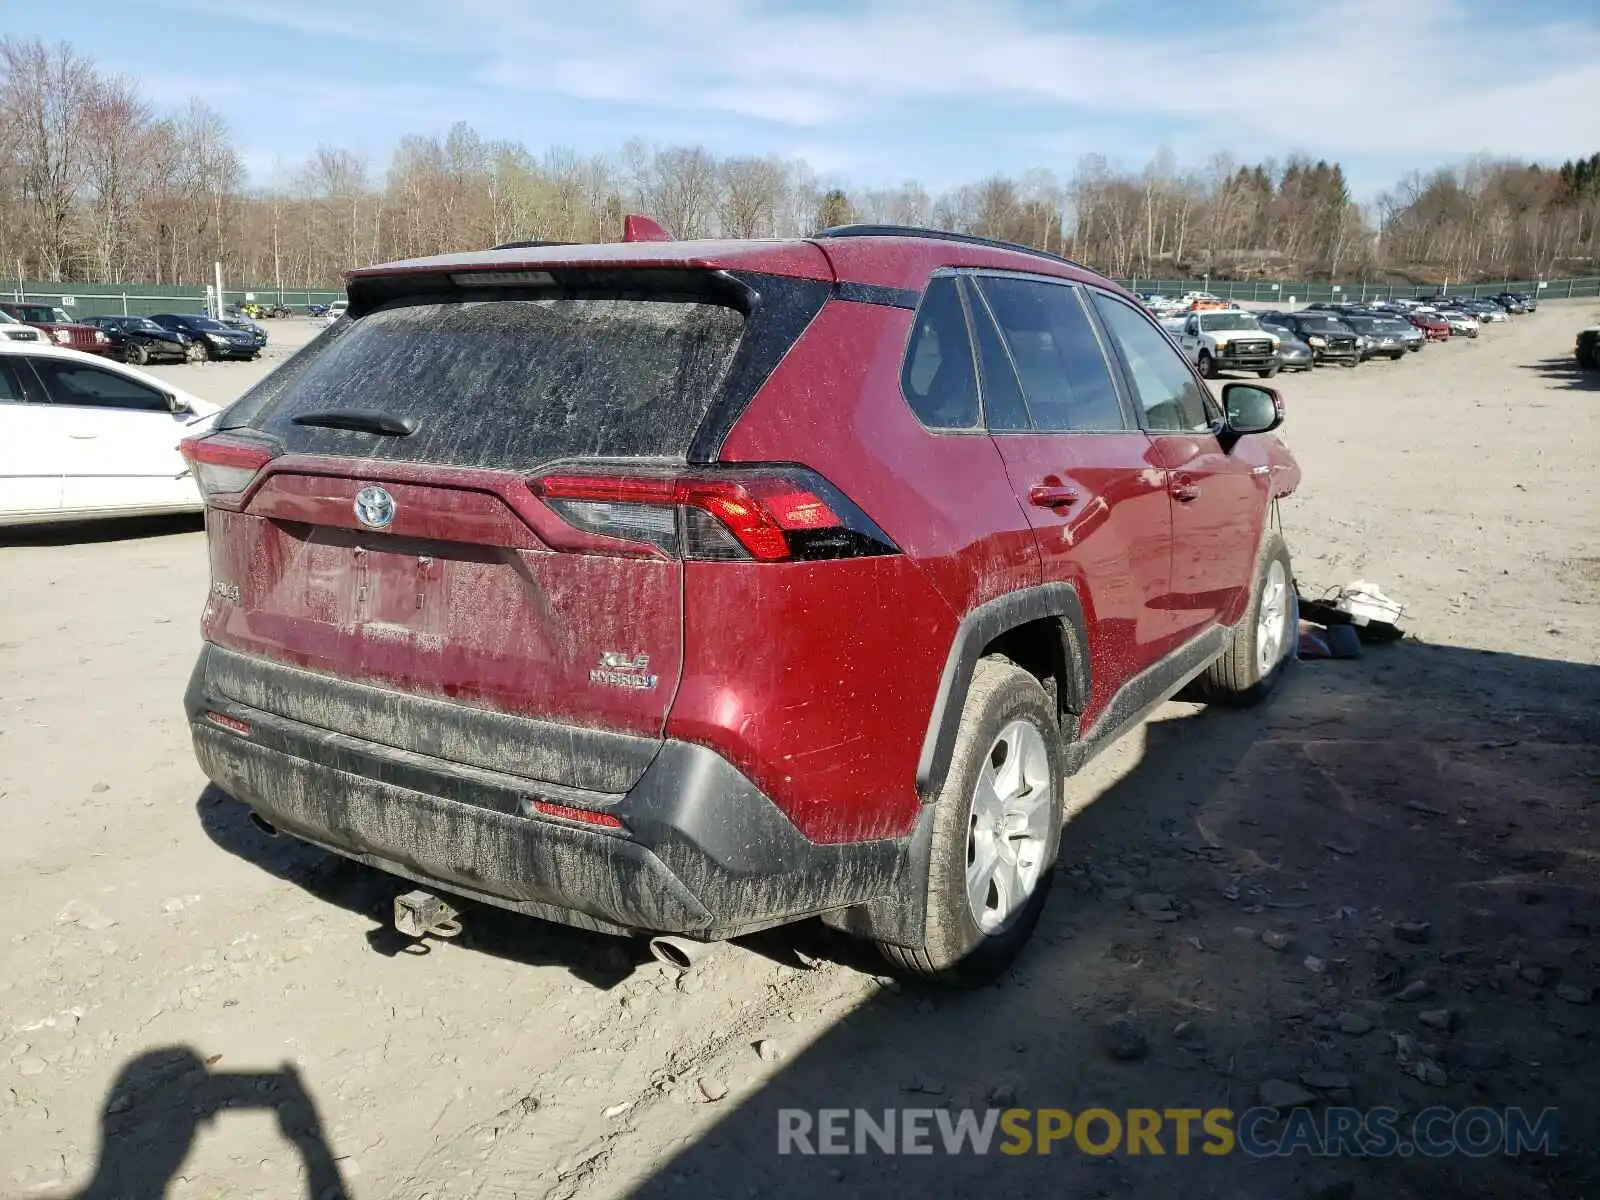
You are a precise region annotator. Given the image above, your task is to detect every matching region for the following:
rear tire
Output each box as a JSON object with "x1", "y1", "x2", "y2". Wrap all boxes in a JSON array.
[
  {"x1": 878, "y1": 657, "x2": 1063, "y2": 987},
  {"x1": 1196, "y1": 532, "x2": 1293, "y2": 707},
  {"x1": 1258, "y1": 363, "x2": 1280, "y2": 379}
]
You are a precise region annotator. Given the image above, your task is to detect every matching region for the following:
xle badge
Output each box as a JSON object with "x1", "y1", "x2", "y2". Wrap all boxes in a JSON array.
[{"x1": 591, "y1": 652, "x2": 658, "y2": 690}]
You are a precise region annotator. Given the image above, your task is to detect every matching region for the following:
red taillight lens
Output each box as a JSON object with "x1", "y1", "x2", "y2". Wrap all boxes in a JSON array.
[
  {"x1": 531, "y1": 467, "x2": 895, "y2": 563},
  {"x1": 179, "y1": 433, "x2": 275, "y2": 508}
]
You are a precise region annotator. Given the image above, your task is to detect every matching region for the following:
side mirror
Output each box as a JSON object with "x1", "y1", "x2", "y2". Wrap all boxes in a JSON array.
[
  {"x1": 1219, "y1": 382, "x2": 1283, "y2": 447},
  {"x1": 167, "y1": 392, "x2": 193, "y2": 415}
]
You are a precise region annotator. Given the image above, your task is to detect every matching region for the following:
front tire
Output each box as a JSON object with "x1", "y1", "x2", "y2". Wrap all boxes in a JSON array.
[
  {"x1": 1198, "y1": 351, "x2": 1217, "y2": 379},
  {"x1": 1196, "y1": 532, "x2": 1293, "y2": 707},
  {"x1": 878, "y1": 657, "x2": 1063, "y2": 986},
  {"x1": 127, "y1": 342, "x2": 149, "y2": 366}
]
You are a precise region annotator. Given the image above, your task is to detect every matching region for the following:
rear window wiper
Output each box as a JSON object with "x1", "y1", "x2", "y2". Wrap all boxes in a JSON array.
[{"x1": 291, "y1": 410, "x2": 418, "y2": 436}]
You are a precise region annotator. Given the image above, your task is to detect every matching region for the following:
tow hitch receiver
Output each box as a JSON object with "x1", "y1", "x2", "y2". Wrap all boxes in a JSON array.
[{"x1": 394, "y1": 890, "x2": 463, "y2": 940}]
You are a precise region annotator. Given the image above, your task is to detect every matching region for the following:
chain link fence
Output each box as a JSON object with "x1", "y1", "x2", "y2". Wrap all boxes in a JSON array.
[
  {"x1": 7, "y1": 275, "x2": 1599, "y2": 319},
  {"x1": 1109, "y1": 276, "x2": 1600, "y2": 304},
  {"x1": 1, "y1": 281, "x2": 347, "y2": 319}
]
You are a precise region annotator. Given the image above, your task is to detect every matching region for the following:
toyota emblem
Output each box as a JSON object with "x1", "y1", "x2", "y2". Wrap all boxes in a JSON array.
[{"x1": 353, "y1": 486, "x2": 396, "y2": 529}]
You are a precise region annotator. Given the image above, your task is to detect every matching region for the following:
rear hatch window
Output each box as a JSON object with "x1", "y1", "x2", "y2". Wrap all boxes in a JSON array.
[{"x1": 221, "y1": 290, "x2": 746, "y2": 469}]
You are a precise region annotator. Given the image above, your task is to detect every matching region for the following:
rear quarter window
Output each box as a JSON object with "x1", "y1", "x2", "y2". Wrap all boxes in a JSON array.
[{"x1": 226, "y1": 295, "x2": 746, "y2": 469}]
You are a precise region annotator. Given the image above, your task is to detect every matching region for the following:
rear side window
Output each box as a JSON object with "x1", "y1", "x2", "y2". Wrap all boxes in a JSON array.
[
  {"x1": 964, "y1": 282, "x2": 1031, "y2": 432},
  {"x1": 227, "y1": 295, "x2": 745, "y2": 468},
  {"x1": 973, "y1": 277, "x2": 1127, "y2": 432},
  {"x1": 900, "y1": 276, "x2": 979, "y2": 430}
]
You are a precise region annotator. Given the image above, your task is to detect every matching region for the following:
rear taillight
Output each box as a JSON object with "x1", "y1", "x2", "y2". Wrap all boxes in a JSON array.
[
  {"x1": 179, "y1": 433, "x2": 276, "y2": 509},
  {"x1": 530, "y1": 467, "x2": 898, "y2": 563}
]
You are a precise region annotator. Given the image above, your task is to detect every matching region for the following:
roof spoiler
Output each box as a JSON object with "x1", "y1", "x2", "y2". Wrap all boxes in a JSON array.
[{"x1": 623, "y1": 214, "x2": 674, "y2": 243}]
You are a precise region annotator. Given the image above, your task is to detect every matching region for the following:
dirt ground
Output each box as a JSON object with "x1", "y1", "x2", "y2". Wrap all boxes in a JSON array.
[{"x1": 2, "y1": 304, "x2": 1596, "y2": 1200}]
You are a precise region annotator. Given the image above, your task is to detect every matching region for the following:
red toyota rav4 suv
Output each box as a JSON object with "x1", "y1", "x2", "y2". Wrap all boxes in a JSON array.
[{"x1": 182, "y1": 222, "x2": 1300, "y2": 985}]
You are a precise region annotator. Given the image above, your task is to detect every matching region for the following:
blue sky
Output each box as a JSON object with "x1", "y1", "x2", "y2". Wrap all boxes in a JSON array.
[{"x1": 28, "y1": 0, "x2": 1600, "y2": 197}]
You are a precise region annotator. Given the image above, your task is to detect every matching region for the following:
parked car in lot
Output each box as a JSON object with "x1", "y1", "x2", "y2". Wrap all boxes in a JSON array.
[
  {"x1": 1258, "y1": 311, "x2": 1361, "y2": 366},
  {"x1": 1438, "y1": 310, "x2": 1480, "y2": 338},
  {"x1": 0, "y1": 343, "x2": 220, "y2": 526},
  {"x1": 1356, "y1": 312, "x2": 1425, "y2": 352},
  {"x1": 1455, "y1": 298, "x2": 1508, "y2": 323},
  {"x1": 1172, "y1": 308, "x2": 1281, "y2": 378},
  {"x1": 0, "y1": 302, "x2": 112, "y2": 356},
  {"x1": 219, "y1": 314, "x2": 270, "y2": 348},
  {"x1": 323, "y1": 299, "x2": 348, "y2": 325},
  {"x1": 78, "y1": 315, "x2": 193, "y2": 365},
  {"x1": 149, "y1": 313, "x2": 262, "y2": 360},
  {"x1": 1340, "y1": 314, "x2": 1412, "y2": 360},
  {"x1": 1497, "y1": 291, "x2": 1537, "y2": 312},
  {"x1": 0, "y1": 308, "x2": 43, "y2": 344},
  {"x1": 1259, "y1": 321, "x2": 1313, "y2": 371},
  {"x1": 1408, "y1": 311, "x2": 1451, "y2": 341},
  {"x1": 179, "y1": 221, "x2": 1302, "y2": 985}
]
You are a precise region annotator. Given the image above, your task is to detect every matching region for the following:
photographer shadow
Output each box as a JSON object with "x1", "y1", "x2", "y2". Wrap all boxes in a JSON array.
[{"x1": 46, "y1": 1047, "x2": 346, "y2": 1200}]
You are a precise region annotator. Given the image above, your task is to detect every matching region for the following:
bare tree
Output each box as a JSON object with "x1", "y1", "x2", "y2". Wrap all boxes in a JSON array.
[
  {"x1": 648, "y1": 146, "x2": 717, "y2": 239},
  {"x1": 719, "y1": 156, "x2": 786, "y2": 239},
  {"x1": 1, "y1": 37, "x2": 96, "y2": 278}
]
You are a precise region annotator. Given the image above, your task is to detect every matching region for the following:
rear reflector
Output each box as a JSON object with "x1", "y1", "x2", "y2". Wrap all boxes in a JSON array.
[
  {"x1": 529, "y1": 800, "x2": 625, "y2": 829},
  {"x1": 204, "y1": 710, "x2": 252, "y2": 736},
  {"x1": 180, "y1": 433, "x2": 276, "y2": 509},
  {"x1": 531, "y1": 467, "x2": 896, "y2": 562}
]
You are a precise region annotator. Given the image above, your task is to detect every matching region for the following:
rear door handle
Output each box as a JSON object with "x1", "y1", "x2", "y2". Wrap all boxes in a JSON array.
[
  {"x1": 68, "y1": 432, "x2": 99, "y2": 440},
  {"x1": 1029, "y1": 484, "x2": 1080, "y2": 509}
]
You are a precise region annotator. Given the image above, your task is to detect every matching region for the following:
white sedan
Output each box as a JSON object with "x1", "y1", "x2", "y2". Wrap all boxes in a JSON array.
[{"x1": 0, "y1": 342, "x2": 221, "y2": 526}]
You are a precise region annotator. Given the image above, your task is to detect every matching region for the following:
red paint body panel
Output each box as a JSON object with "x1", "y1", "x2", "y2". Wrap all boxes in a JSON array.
[
  {"x1": 668, "y1": 555, "x2": 954, "y2": 843},
  {"x1": 1147, "y1": 432, "x2": 1269, "y2": 636},
  {"x1": 987, "y1": 432, "x2": 1174, "y2": 725},
  {"x1": 719, "y1": 301, "x2": 1043, "y2": 616},
  {"x1": 709, "y1": 299, "x2": 1044, "y2": 839},
  {"x1": 202, "y1": 459, "x2": 684, "y2": 738}
]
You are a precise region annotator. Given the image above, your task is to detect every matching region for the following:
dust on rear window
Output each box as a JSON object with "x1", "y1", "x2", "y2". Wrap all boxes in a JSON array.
[{"x1": 228, "y1": 297, "x2": 745, "y2": 468}]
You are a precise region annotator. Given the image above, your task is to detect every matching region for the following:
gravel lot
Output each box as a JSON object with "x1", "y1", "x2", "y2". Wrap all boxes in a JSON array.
[{"x1": 2, "y1": 304, "x2": 1596, "y2": 1200}]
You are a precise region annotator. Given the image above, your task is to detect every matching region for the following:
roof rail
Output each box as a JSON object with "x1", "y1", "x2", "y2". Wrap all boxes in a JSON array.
[
  {"x1": 816, "y1": 224, "x2": 1087, "y2": 271},
  {"x1": 490, "y1": 239, "x2": 575, "y2": 250}
]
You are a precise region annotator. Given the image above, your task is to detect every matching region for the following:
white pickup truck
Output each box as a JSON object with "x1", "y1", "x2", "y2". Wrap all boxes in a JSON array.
[{"x1": 1172, "y1": 309, "x2": 1281, "y2": 379}]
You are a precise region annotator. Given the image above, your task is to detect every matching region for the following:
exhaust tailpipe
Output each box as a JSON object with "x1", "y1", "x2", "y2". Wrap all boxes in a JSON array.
[
  {"x1": 648, "y1": 935, "x2": 714, "y2": 973},
  {"x1": 248, "y1": 811, "x2": 279, "y2": 837}
]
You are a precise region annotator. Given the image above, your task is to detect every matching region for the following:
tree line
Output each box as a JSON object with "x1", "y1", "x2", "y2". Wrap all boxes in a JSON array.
[{"x1": 3, "y1": 37, "x2": 1598, "y2": 290}]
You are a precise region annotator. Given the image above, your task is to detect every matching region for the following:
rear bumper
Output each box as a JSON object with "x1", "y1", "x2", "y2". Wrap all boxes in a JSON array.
[{"x1": 185, "y1": 645, "x2": 907, "y2": 940}]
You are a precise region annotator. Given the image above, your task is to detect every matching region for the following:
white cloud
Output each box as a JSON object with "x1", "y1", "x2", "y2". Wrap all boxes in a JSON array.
[{"x1": 144, "y1": 0, "x2": 1600, "y2": 166}]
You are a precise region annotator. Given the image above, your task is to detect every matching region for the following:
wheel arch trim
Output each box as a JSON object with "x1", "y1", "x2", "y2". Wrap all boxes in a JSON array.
[{"x1": 915, "y1": 583, "x2": 1089, "y2": 800}]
